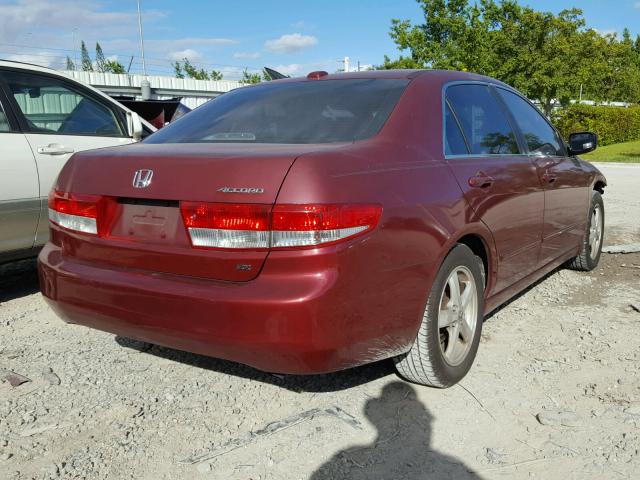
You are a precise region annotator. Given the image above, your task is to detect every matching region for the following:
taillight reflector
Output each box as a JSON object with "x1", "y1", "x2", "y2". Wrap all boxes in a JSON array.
[
  {"x1": 179, "y1": 202, "x2": 382, "y2": 250},
  {"x1": 48, "y1": 191, "x2": 116, "y2": 236}
]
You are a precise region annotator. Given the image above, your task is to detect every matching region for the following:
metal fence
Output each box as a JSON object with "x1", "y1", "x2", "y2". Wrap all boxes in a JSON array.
[{"x1": 62, "y1": 71, "x2": 246, "y2": 110}]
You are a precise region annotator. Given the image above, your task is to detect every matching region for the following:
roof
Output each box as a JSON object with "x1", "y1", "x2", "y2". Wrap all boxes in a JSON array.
[{"x1": 261, "y1": 69, "x2": 510, "y2": 88}]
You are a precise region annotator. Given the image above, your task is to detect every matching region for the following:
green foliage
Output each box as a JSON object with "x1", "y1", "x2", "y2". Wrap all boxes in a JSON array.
[
  {"x1": 80, "y1": 41, "x2": 93, "y2": 72},
  {"x1": 241, "y1": 68, "x2": 262, "y2": 84},
  {"x1": 581, "y1": 138, "x2": 640, "y2": 163},
  {"x1": 554, "y1": 104, "x2": 640, "y2": 146},
  {"x1": 104, "y1": 59, "x2": 126, "y2": 74},
  {"x1": 95, "y1": 43, "x2": 106, "y2": 72},
  {"x1": 172, "y1": 58, "x2": 224, "y2": 80},
  {"x1": 173, "y1": 61, "x2": 185, "y2": 79},
  {"x1": 383, "y1": 0, "x2": 640, "y2": 115},
  {"x1": 73, "y1": 41, "x2": 125, "y2": 74}
]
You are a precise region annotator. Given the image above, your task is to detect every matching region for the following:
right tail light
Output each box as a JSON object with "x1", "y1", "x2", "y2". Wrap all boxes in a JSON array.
[{"x1": 180, "y1": 202, "x2": 382, "y2": 250}]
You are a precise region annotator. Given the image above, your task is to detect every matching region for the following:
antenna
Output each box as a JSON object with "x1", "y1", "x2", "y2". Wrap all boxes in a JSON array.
[{"x1": 136, "y1": 0, "x2": 147, "y2": 76}]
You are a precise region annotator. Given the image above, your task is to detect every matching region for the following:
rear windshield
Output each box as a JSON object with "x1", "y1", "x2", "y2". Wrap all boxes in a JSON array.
[{"x1": 145, "y1": 79, "x2": 408, "y2": 144}]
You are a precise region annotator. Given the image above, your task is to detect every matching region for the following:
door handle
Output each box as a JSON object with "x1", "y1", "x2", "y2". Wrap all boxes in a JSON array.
[
  {"x1": 468, "y1": 172, "x2": 494, "y2": 189},
  {"x1": 541, "y1": 172, "x2": 557, "y2": 184},
  {"x1": 37, "y1": 144, "x2": 75, "y2": 156}
]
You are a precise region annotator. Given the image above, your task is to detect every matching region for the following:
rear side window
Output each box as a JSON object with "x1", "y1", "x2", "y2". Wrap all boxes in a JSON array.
[
  {"x1": 444, "y1": 101, "x2": 468, "y2": 155},
  {"x1": 0, "y1": 102, "x2": 10, "y2": 132},
  {"x1": 145, "y1": 79, "x2": 408, "y2": 144},
  {"x1": 446, "y1": 84, "x2": 520, "y2": 155},
  {"x1": 497, "y1": 88, "x2": 566, "y2": 157},
  {"x1": 3, "y1": 71, "x2": 124, "y2": 137}
]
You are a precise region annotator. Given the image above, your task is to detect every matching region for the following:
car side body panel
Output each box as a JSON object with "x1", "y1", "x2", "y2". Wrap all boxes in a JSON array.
[{"x1": 0, "y1": 132, "x2": 40, "y2": 252}]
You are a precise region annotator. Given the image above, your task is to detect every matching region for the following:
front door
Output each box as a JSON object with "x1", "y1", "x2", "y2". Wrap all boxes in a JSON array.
[
  {"x1": 494, "y1": 87, "x2": 588, "y2": 265},
  {"x1": 444, "y1": 83, "x2": 544, "y2": 294},
  {"x1": 0, "y1": 69, "x2": 134, "y2": 246},
  {"x1": 0, "y1": 94, "x2": 40, "y2": 253}
]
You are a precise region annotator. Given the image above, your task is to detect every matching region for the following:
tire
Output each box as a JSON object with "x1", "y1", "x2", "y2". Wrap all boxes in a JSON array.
[
  {"x1": 394, "y1": 244, "x2": 485, "y2": 388},
  {"x1": 567, "y1": 190, "x2": 604, "y2": 272}
]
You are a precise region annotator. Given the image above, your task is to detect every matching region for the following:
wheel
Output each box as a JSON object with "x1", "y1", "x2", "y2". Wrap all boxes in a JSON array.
[
  {"x1": 567, "y1": 190, "x2": 604, "y2": 272},
  {"x1": 394, "y1": 244, "x2": 484, "y2": 388}
]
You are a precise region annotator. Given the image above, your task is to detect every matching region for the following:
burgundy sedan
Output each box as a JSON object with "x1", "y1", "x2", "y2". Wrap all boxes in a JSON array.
[{"x1": 38, "y1": 70, "x2": 606, "y2": 387}]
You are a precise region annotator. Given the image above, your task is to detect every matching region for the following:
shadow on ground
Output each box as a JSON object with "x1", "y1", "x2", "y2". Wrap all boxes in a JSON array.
[
  {"x1": 0, "y1": 259, "x2": 40, "y2": 303},
  {"x1": 311, "y1": 381, "x2": 481, "y2": 479},
  {"x1": 116, "y1": 335, "x2": 396, "y2": 393}
]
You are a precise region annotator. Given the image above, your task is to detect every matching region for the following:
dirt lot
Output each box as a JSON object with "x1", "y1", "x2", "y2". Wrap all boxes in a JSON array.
[{"x1": 1, "y1": 163, "x2": 639, "y2": 480}]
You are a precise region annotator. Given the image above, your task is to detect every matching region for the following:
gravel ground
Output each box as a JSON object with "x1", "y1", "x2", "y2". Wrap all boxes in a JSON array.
[{"x1": 1, "y1": 164, "x2": 639, "y2": 480}]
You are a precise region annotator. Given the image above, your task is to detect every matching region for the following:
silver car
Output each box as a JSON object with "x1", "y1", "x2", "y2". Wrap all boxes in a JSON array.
[{"x1": 0, "y1": 60, "x2": 154, "y2": 263}]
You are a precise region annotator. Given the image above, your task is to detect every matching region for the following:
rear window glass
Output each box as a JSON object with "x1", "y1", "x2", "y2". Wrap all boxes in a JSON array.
[{"x1": 145, "y1": 79, "x2": 408, "y2": 145}]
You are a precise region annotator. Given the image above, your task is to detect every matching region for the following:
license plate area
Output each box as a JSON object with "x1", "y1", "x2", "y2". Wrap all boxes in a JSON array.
[{"x1": 108, "y1": 198, "x2": 185, "y2": 245}]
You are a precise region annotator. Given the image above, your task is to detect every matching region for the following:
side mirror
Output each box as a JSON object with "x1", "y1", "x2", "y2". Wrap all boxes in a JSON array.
[
  {"x1": 568, "y1": 132, "x2": 597, "y2": 156},
  {"x1": 126, "y1": 111, "x2": 144, "y2": 141}
]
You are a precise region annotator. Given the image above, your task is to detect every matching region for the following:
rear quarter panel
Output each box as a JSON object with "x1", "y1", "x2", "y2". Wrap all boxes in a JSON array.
[{"x1": 274, "y1": 76, "x2": 497, "y2": 355}]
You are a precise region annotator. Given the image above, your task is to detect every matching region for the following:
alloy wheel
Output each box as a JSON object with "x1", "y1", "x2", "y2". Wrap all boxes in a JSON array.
[
  {"x1": 589, "y1": 204, "x2": 603, "y2": 260},
  {"x1": 437, "y1": 266, "x2": 478, "y2": 366}
]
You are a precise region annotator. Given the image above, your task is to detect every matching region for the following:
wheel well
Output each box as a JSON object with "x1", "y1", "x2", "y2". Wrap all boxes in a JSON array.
[
  {"x1": 456, "y1": 234, "x2": 489, "y2": 286},
  {"x1": 594, "y1": 181, "x2": 605, "y2": 194}
]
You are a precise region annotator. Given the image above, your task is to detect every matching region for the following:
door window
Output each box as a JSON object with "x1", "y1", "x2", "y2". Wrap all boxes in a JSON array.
[
  {"x1": 496, "y1": 88, "x2": 566, "y2": 157},
  {"x1": 3, "y1": 71, "x2": 124, "y2": 137},
  {"x1": 0, "y1": 102, "x2": 10, "y2": 132},
  {"x1": 446, "y1": 84, "x2": 520, "y2": 155},
  {"x1": 444, "y1": 101, "x2": 469, "y2": 155}
]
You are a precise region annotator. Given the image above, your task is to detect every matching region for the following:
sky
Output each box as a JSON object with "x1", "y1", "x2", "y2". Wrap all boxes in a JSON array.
[{"x1": 1, "y1": 0, "x2": 640, "y2": 80}]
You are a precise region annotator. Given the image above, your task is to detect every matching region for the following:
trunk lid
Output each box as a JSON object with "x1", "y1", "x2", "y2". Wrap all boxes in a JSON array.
[{"x1": 56, "y1": 143, "x2": 330, "y2": 281}]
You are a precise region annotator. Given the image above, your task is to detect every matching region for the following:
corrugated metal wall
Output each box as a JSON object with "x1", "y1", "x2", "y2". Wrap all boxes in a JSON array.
[
  {"x1": 14, "y1": 87, "x2": 81, "y2": 130},
  {"x1": 62, "y1": 71, "x2": 245, "y2": 110}
]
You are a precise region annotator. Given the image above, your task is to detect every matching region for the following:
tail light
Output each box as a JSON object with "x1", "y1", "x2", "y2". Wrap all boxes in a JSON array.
[
  {"x1": 180, "y1": 202, "x2": 382, "y2": 250},
  {"x1": 180, "y1": 202, "x2": 271, "y2": 249},
  {"x1": 48, "y1": 191, "x2": 116, "y2": 236}
]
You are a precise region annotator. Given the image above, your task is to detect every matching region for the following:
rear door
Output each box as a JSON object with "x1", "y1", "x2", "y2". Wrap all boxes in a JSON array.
[
  {"x1": 0, "y1": 88, "x2": 40, "y2": 253},
  {"x1": 0, "y1": 69, "x2": 134, "y2": 246},
  {"x1": 495, "y1": 88, "x2": 587, "y2": 265},
  {"x1": 444, "y1": 83, "x2": 545, "y2": 294}
]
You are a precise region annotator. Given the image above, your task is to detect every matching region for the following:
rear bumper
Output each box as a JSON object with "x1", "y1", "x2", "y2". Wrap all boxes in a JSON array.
[{"x1": 38, "y1": 243, "x2": 422, "y2": 374}]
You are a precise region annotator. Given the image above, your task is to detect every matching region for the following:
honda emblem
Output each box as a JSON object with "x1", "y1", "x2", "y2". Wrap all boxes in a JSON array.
[{"x1": 132, "y1": 169, "x2": 154, "y2": 188}]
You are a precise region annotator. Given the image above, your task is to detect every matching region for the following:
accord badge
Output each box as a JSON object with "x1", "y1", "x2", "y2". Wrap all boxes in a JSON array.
[{"x1": 217, "y1": 187, "x2": 264, "y2": 194}]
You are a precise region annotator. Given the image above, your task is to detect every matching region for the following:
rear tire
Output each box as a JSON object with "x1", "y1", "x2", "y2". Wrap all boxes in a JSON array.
[
  {"x1": 394, "y1": 244, "x2": 484, "y2": 388},
  {"x1": 567, "y1": 190, "x2": 604, "y2": 272}
]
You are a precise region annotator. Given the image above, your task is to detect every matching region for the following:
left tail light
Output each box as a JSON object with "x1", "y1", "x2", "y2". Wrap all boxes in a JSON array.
[{"x1": 48, "y1": 190, "x2": 117, "y2": 236}]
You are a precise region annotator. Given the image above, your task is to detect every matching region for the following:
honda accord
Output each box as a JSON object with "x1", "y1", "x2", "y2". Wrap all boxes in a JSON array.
[{"x1": 38, "y1": 70, "x2": 606, "y2": 387}]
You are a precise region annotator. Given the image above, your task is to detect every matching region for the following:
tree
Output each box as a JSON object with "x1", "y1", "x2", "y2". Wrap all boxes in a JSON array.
[
  {"x1": 173, "y1": 61, "x2": 185, "y2": 79},
  {"x1": 95, "y1": 43, "x2": 106, "y2": 72},
  {"x1": 172, "y1": 58, "x2": 224, "y2": 80},
  {"x1": 65, "y1": 56, "x2": 76, "y2": 71},
  {"x1": 80, "y1": 41, "x2": 93, "y2": 72},
  {"x1": 382, "y1": 0, "x2": 640, "y2": 113},
  {"x1": 104, "y1": 59, "x2": 126, "y2": 74},
  {"x1": 241, "y1": 68, "x2": 262, "y2": 84}
]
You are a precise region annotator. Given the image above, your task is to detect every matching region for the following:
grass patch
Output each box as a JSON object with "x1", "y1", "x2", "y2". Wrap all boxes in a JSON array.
[{"x1": 582, "y1": 139, "x2": 640, "y2": 163}]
